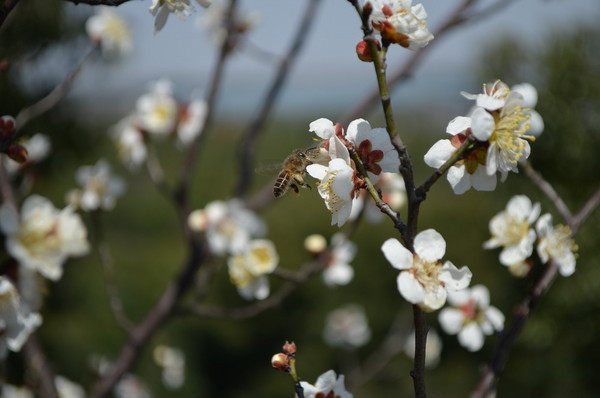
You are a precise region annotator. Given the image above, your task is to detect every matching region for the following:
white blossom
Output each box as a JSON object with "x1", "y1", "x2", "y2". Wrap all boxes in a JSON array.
[
  {"x1": 323, "y1": 233, "x2": 356, "y2": 287},
  {"x1": 0, "y1": 277, "x2": 42, "y2": 359},
  {"x1": 299, "y1": 370, "x2": 352, "y2": 398},
  {"x1": 0, "y1": 196, "x2": 89, "y2": 281},
  {"x1": 227, "y1": 239, "x2": 278, "y2": 300},
  {"x1": 69, "y1": 159, "x2": 126, "y2": 212},
  {"x1": 150, "y1": 0, "x2": 211, "y2": 33},
  {"x1": 136, "y1": 79, "x2": 178, "y2": 136},
  {"x1": 382, "y1": 229, "x2": 472, "y2": 312},
  {"x1": 439, "y1": 285, "x2": 505, "y2": 352},
  {"x1": 484, "y1": 195, "x2": 540, "y2": 267},
  {"x1": 153, "y1": 345, "x2": 185, "y2": 390},
  {"x1": 323, "y1": 304, "x2": 371, "y2": 349},
  {"x1": 369, "y1": 0, "x2": 434, "y2": 49},
  {"x1": 535, "y1": 213, "x2": 577, "y2": 277},
  {"x1": 86, "y1": 7, "x2": 132, "y2": 57}
]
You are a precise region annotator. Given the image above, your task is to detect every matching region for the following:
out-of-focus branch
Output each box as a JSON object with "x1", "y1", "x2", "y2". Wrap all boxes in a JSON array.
[
  {"x1": 0, "y1": 0, "x2": 21, "y2": 28},
  {"x1": 234, "y1": 0, "x2": 322, "y2": 198},
  {"x1": 570, "y1": 186, "x2": 600, "y2": 233},
  {"x1": 176, "y1": 0, "x2": 238, "y2": 211},
  {"x1": 345, "y1": 311, "x2": 408, "y2": 390},
  {"x1": 90, "y1": 238, "x2": 208, "y2": 398},
  {"x1": 183, "y1": 257, "x2": 324, "y2": 320},
  {"x1": 520, "y1": 160, "x2": 572, "y2": 221},
  {"x1": 91, "y1": 212, "x2": 134, "y2": 333},
  {"x1": 23, "y1": 335, "x2": 59, "y2": 398},
  {"x1": 15, "y1": 45, "x2": 99, "y2": 133}
]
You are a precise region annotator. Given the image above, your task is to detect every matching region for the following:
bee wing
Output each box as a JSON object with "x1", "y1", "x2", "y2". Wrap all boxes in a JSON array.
[{"x1": 255, "y1": 162, "x2": 283, "y2": 175}]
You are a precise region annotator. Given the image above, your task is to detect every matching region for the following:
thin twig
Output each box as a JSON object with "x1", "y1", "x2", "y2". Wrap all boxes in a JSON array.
[
  {"x1": 176, "y1": 0, "x2": 238, "y2": 211},
  {"x1": 15, "y1": 46, "x2": 99, "y2": 133},
  {"x1": 234, "y1": 0, "x2": 322, "y2": 198},
  {"x1": 23, "y1": 335, "x2": 59, "y2": 398},
  {"x1": 569, "y1": 186, "x2": 600, "y2": 233},
  {"x1": 520, "y1": 160, "x2": 572, "y2": 221},
  {"x1": 91, "y1": 212, "x2": 134, "y2": 332},
  {"x1": 90, "y1": 238, "x2": 207, "y2": 398}
]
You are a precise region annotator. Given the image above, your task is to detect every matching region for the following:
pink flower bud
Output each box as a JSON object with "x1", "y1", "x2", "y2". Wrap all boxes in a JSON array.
[
  {"x1": 7, "y1": 144, "x2": 28, "y2": 164},
  {"x1": 282, "y1": 341, "x2": 296, "y2": 355},
  {"x1": 0, "y1": 115, "x2": 16, "y2": 139},
  {"x1": 271, "y1": 353, "x2": 289, "y2": 371}
]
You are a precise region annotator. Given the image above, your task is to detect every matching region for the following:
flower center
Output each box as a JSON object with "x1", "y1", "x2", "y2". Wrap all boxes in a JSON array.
[
  {"x1": 489, "y1": 105, "x2": 534, "y2": 165},
  {"x1": 412, "y1": 255, "x2": 441, "y2": 288},
  {"x1": 495, "y1": 214, "x2": 530, "y2": 247},
  {"x1": 17, "y1": 212, "x2": 61, "y2": 257},
  {"x1": 546, "y1": 224, "x2": 578, "y2": 258}
]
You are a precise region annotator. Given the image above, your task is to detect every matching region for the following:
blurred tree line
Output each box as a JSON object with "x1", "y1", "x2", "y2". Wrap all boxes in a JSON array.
[{"x1": 1, "y1": 1, "x2": 599, "y2": 397}]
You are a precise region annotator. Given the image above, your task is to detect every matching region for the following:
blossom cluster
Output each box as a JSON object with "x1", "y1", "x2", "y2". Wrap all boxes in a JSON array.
[
  {"x1": 188, "y1": 199, "x2": 279, "y2": 300},
  {"x1": 484, "y1": 195, "x2": 578, "y2": 277},
  {"x1": 424, "y1": 80, "x2": 543, "y2": 194},
  {"x1": 112, "y1": 79, "x2": 208, "y2": 170},
  {"x1": 305, "y1": 117, "x2": 401, "y2": 227}
]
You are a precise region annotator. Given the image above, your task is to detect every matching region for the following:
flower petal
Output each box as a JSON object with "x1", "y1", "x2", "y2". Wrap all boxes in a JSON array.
[
  {"x1": 397, "y1": 272, "x2": 425, "y2": 304},
  {"x1": 424, "y1": 139, "x2": 454, "y2": 168},
  {"x1": 414, "y1": 229, "x2": 445, "y2": 262},
  {"x1": 309, "y1": 118, "x2": 335, "y2": 139},
  {"x1": 438, "y1": 308, "x2": 464, "y2": 334},
  {"x1": 439, "y1": 262, "x2": 472, "y2": 290},
  {"x1": 381, "y1": 238, "x2": 413, "y2": 270}
]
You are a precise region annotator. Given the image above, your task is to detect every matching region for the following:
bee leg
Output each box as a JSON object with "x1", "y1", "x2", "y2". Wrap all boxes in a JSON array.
[
  {"x1": 294, "y1": 175, "x2": 311, "y2": 191},
  {"x1": 291, "y1": 183, "x2": 300, "y2": 194}
]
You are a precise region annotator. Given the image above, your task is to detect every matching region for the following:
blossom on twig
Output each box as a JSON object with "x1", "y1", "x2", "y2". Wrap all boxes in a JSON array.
[
  {"x1": 299, "y1": 370, "x2": 353, "y2": 398},
  {"x1": 0, "y1": 195, "x2": 89, "y2": 281},
  {"x1": 439, "y1": 285, "x2": 505, "y2": 352},
  {"x1": 382, "y1": 229, "x2": 472, "y2": 312},
  {"x1": 368, "y1": 0, "x2": 434, "y2": 49}
]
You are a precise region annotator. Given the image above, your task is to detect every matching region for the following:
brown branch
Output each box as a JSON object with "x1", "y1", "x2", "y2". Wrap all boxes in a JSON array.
[
  {"x1": 569, "y1": 186, "x2": 600, "y2": 233},
  {"x1": 183, "y1": 258, "x2": 323, "y2": 320},
  {"x1": 176, "y1": 0, "x2": 237, "y2": 210},
  {"x1": 520, "y1": 161, "x2": 572, "y2": 221},
  {"x1": 15, "y1": 46, "x2": 99, "y2": 133},
  {"x1": 0, "y1": 0, "x2": 21, "y2": 28},
  {"x1": 234, "y1": 0, "x2": 322, "y2": 198},
  {"x1": 23, "y1": 335, "x2": 59, "y2": 398},
  {"x1": 89, "y1": 239, "x2": 207, "y2": 398}
]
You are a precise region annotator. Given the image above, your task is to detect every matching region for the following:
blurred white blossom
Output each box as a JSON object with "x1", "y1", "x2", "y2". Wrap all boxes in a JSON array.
[
  {"x1": 227, "y1": 239, "x2": 278, "y2": 300},
  {"x1": 68, "y1": 159, "x2": 126, "y2": 212},
  {"x1": 153, "y1": 345, "x2": 185, "y2": 390},
  {"x1": 323, "y1": 233, "x2": 356, "y2": 287},
  {"x1": 176, "y1": 98, "x2": 207, "y2": 147},
  {"x1": 0, "y1": 277, "x2": 42, "y2": 359},
  {"x1": 439, "y1": 285, "x2": 505, "y2": 352},
  {"x1": 54, "y1": 375, "x2": 86, "y2": 398},
  {"x1": 323, "y1": 304, "x2": 371, "y2": 349},
  {"x1": 136, "y1": 79, "x2": 178, "y2": 137},
  {"x1": 3, "y1": 133, "x2": 51, "y2": 175},
  {"x1": 188, "y1": 199, "x2": 266, "y2": 256},
  {"x1": 86, "y1": 7, "x2": 132, "y2": 57},
  {"x1": 536, "y1": 213, "x2": 578, "y2": 277},
  {"x1": 404, "y1": 328, "x2": 442, "y2": 368},
  {"x1": 112, "y1": 117, "x2": 147, "y2": 171},
  {"x1": 150, "y1": 0, "x2": 211, "y2": 33},
  {"x1": 0, "y1": 196, "x2": 89, "y2": 281}
]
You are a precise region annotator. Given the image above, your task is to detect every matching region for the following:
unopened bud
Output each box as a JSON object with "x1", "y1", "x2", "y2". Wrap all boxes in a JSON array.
[
  {"x1": 304, "y1": 234, "x2": 327, "y2": 255},
  {"x1": 356, "y1": 39, "x2": 381, "y2": 63},
  {"x1": 7, "y1": 144, "x2": 28, "y2": 164},
  {"x1": 187, "y1": 209, "x2": 208, "y2": 232},
  {"x1": 282, "y1": 341, "x2": 296, "y2": 355},
  {"x1": 0, "y1": 115, "x2": 16, "y2": 139},
  {"x1": 271, "y1": 353, "x2": 289, "y2": 371}
]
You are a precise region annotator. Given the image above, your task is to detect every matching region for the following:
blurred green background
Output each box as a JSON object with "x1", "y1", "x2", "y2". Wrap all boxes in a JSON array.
[{"x1": 1, "y1": 1, "x2": 600, "y2": 397}]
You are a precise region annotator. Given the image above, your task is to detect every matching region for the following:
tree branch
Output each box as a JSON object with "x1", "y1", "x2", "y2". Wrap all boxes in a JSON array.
[{"x1": 0, "y1": 0, "x2": 21, "y2": 28}]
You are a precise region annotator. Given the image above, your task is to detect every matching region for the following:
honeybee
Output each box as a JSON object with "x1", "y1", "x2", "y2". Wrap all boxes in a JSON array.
[{"x1": 273, "y1": 147, "x2": 319, "y2": 198}]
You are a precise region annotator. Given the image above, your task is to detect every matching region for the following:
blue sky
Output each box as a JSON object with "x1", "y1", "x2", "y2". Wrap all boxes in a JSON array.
[{"x1": 72, "y1": 0, "x2": 600, "y2": 118}]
